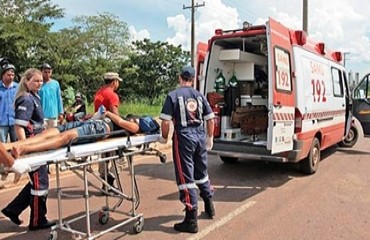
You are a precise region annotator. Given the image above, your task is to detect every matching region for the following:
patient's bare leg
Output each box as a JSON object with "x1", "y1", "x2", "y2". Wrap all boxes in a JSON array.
[
  {"x1": 4, "y1": 128, "x2": 61, "y2": 151},
  {"x1": 11, "y1": 130, "x2": 80, "y2": 157}
]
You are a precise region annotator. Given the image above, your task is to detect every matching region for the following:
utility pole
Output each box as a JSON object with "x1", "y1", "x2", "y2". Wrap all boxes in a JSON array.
[
  {"x1": 183, "y1": 0, "x2": 205, "y2": 67},
  {"x1": 303, "y1": 0, "x2": 308, "y2": 34},
  {"x1": 343, "y1": 52, "x2": 350, "y2": 67}
]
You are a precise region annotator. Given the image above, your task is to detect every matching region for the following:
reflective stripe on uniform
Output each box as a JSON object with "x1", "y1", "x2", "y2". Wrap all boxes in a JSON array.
[
  {"x1": 30, "y1": 189, "x2": 48, "y2": 196},
  {"x1": 178, "y1": 96, "x2": 187, "y2": 127},
  {"x1": 194, "y1": 175, "x2": 209, "y2": 185},
  {"x1": 178, "y1": 182, "x2": 197, "y2": 190},
  {"x1": 197, "y1": 96, "x2": 204, "y2": 125}
]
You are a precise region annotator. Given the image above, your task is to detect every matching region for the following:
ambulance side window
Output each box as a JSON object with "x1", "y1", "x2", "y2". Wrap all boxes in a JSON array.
[
  {"x1": 332, "y1": 68, "x2": 344, "y2": 97},
  {"x1": 354, "y1": 76, "x2": 369, "y2": 99}
]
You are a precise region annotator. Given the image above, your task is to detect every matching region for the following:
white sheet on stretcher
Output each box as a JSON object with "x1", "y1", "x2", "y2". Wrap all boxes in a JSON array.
[{"x1": 19, "y1": 134, "x2": 160, "y2": 169}]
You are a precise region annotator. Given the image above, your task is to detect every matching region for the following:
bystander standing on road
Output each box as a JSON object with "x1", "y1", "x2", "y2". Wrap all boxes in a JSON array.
[
  {"x1": 93, "y1": 72, "x2": 123, "y2": 190},
  {"x1": 39, "y1": 63, "x2": 64, "y2": 128},
  {"x1": 159, "y1": 66, "x2": 216, "y2": 233},
  {"x1": 0, "y1": 63, "x2": 18, "y2": 143}
]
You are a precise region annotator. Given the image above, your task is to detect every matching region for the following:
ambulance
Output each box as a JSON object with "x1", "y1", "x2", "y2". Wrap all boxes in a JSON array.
[{"x1": 198, "y1": 18, "x2": 358, "y2": 174}]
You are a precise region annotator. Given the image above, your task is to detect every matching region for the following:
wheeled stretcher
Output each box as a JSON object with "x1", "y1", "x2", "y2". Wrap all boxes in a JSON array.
[{"x1": 17, "y1": 131, "x2": 165, "y2": 240}]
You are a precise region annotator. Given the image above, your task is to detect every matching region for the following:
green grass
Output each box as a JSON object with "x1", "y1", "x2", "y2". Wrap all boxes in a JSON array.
[{"x1": 87, "y1": 101, "x2": 162, "y2": 117}]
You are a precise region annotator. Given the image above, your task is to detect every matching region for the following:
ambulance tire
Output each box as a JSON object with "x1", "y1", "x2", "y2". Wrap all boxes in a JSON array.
[
  {"x1": 338, "y1": 125, "x2": 358, "y2": 148},
  {"x1": 220, "y1": 156, "x2": 239, "y2": 164},
  {"x1": 300, "y1": 137, "x2": 320, "y2": 174}
]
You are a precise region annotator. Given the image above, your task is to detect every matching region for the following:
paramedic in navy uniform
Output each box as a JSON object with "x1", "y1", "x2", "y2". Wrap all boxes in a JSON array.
[
  {"x1": 1, "y1": 68, "x2": 55, "y2": 231},
  {"x1": 159, "y1": 66, "x2": 215, "y2": 233}
]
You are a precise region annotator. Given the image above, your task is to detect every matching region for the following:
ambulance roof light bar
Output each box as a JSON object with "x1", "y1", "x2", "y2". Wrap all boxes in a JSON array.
[
  {"x1": 332, "y1": 51, "x2": 343, "y2": 62},
  {"x1": 295, "y1": 30, "x2": 307, "y2": 46},
  {"x1": 242, "y1": 21, "x2": 252, "y2": 30},
  {"x1": 215, "y1": 29, "x2": 223, "y2": 36},
  {"x1": 316, "y1": 42, "x2": 326, "y2": 55}
]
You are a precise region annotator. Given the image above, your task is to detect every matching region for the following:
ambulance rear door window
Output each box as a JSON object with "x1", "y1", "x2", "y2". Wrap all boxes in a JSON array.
[{"x1": 274, "y1": 47, "x2": 292, "y2": 92}]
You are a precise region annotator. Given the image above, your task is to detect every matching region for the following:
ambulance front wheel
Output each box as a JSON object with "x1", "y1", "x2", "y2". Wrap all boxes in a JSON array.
[
  {"x1": 300, "y1": 137, "x2": 320, "y2": 175},
  {"x1": 339, "y1": 125, "x2": 359, "y2": 148}
]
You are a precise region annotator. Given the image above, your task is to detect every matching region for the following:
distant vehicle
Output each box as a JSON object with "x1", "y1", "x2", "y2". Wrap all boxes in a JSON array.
[{"x1": 197, "y1": 17, "x2": 359, "y2": 174}]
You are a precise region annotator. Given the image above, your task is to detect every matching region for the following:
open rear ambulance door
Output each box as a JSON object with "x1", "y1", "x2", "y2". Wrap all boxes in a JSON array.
[
  {"x1": 266, "y1": 18, "x2": 295, "y2": 154},
  {"x1": 352, "y1": 74, "x2": 370, "y2": 136}
]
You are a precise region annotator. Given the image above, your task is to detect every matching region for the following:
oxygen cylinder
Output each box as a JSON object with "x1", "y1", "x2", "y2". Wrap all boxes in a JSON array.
[
  {"x1": 212, "y1": 105, "x2": 221, "y2": 138},
  {"x1": 214, "y1": 71, "x2": 226, "y2": 94},
  {"x1": 228, "y1": 73, "x2": 238, "y2": 88}
]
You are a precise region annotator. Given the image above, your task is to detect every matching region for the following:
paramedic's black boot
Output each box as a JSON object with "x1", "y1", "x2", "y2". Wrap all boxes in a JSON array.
[
  {"x1": 1, "y1": 208, "x2": 23, "y2": 225},
  {"x1": 29, "y1": 220, "x2": 56, "y2": 231},
  {"x1": 203, "y1": 197, "x2": 215, "y2": 218},
  {"x1": 1, "y1": 182, "x2": 32, "y2": 225},
  {"x1": 28, "y1": 195, "x2": 56, "y2": 231},
  {"x1": 174, "y1": 209, "x2": 198, "y2": 233}
]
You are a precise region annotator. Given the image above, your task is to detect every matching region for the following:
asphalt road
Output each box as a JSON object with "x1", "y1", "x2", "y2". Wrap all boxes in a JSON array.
[{"x1": 1, "y1": 137, "x2": 370, "y2": 240}]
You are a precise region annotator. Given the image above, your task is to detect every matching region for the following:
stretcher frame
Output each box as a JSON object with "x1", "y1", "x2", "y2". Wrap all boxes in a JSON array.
[{"x1": 19, "y1": 131, "x2": 165, "y2": 240}]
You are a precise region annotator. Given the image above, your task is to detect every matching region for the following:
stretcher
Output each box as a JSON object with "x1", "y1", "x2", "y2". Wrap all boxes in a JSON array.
[{"x1": 17, "y1": 131, "x2": 165, "y2": 240}]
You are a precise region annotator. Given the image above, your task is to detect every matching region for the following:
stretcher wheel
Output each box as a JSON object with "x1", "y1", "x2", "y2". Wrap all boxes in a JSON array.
[
  {"x1": 48, "y1": 231, "x2": 57, "y2": 240},
  {"x1": 98, "y1": 210, "x2": 110, "y2": 225},
  {"x1": 133, "y1": 216, "x2": 144, "y2": 234}
]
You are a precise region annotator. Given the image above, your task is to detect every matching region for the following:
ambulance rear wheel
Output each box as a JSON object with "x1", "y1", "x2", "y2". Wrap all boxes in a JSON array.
[
  {"x1": 220, "y1": 156, "x2": 238, "y2": 164},
  {"x1": 300, "y1": 137, "x2": 320, "y2": 174},
  {"x1": 339, "y1": 125, "x2": 358, "y2": 148}
]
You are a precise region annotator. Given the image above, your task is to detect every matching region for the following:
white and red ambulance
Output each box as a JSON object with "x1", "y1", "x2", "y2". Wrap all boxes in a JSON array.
[{"x1": 198, "y1": 18, "x2": 358, "y2": 174}]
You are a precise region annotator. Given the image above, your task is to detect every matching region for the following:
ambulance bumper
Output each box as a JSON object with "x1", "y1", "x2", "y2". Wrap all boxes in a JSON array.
[
  {"x1": 210, "y1": 142, "x2": 289, "y2": 163},
  {"x1": 209, "y1": 139, "x2": 303, "y2": 163}
]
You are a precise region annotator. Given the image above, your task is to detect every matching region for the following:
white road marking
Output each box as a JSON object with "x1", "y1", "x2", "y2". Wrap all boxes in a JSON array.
[
  {"x1": 187, "y1": 200, "x2": 256, "y2": 240},
  {"x1": 212, "y1": 185, "x2": 262, "y2": 190}
]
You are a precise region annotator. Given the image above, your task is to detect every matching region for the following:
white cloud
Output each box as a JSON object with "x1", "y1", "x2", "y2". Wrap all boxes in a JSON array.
[
  {"x1": 166, "y1": 0, "x2": 240, "y2": 49},
  {"x1": 129, "y1": 26, "x2": 150, "y2": 41},
  {"x1": 165, "y1": 0, "x2": 370, "y2": 76}
]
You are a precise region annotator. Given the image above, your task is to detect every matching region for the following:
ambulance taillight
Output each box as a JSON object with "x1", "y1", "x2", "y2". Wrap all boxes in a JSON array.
[{"x1": 295, "y1": 108, "x2": 302, "y2": 133}]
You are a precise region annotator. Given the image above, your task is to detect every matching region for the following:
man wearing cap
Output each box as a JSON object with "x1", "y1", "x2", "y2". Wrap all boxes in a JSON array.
[
  {"x1": 66, "y1": 93, "x2": 86, "y2": 121},
  {"x1": 39, "y1": 63, "x2": 64, "y2": 128},
  {"x1": 93, "y1": 72, "x2": 122, "y2": 190},
  {"x1": 0, "y1": 63, "x2": 18, "y2": 143},
  {"x1": 159, "y1": 66, "x2": 216, "y2": 233}
]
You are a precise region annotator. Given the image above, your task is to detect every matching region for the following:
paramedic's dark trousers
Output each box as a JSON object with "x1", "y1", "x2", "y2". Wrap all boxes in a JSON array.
[
  {"x1": 3, "y1": 165, "x2": 49, "y2": 226},
  {"x1": 172, "y1": 127, "x2": 213, "y2": 210}
]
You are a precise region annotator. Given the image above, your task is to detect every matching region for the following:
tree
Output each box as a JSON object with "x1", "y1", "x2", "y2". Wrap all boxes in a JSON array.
[
  {"x1": 121, "y1": 39, "x2": 190, "y2": 104},
  {"x1": 72, "y1": 12, "x2": 130, "y2": 61},
  {"x1": 52, "y1": 12, "x2": 131, "y2": 102},
  {"x1": 0, "y1": 0, "x2": 64, "y2": 71}
]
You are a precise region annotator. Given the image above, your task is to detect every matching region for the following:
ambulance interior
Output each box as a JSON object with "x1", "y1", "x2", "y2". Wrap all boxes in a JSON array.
[{"x1": 203, "y1": 35, "x2": 270, "y2": 144}]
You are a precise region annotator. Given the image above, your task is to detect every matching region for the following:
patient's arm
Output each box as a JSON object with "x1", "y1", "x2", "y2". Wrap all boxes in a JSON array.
[{"x1": 106, "y1": 111, "x2": 139, "y2": 134}]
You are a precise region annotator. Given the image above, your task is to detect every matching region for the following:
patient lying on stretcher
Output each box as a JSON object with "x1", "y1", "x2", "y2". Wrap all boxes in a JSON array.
[{"x1": 3, "y1": 110, "x2": 147, "y2": 158}]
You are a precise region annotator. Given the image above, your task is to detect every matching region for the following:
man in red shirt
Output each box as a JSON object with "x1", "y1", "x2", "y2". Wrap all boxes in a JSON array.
[
  {"x1": 93, "y1": 72, "x2": 122, "y2": 191},
  {"x1": 94, "y1": 72, "x2": 122, "y2": 115}
]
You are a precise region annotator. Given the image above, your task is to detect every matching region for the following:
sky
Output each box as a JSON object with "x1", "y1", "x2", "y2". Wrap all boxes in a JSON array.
[{"x1": 51, "y1": 0, "x2": 370, "y2": 78}]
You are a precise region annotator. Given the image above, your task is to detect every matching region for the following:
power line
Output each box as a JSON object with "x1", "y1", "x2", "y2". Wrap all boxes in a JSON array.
[{"x1": 183, "y1": 0, "x2": 205, "y2": 67}]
